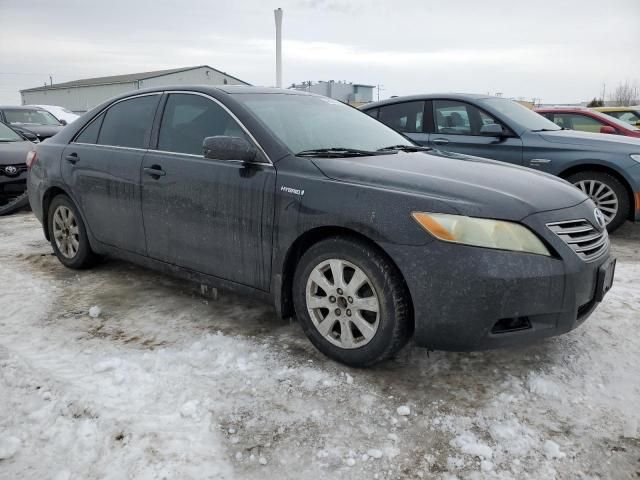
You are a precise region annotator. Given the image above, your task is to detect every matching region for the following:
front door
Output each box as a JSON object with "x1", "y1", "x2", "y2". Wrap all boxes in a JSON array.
[
  {"x1": 429, "y1": 100, "x2": 524, "y2": 165},
  {"x1": 61, "y1": 93, "x2": 161, "y2": 255},
  {"x1": 141, "y1": 92, "x2": 276, "y2": 290}
]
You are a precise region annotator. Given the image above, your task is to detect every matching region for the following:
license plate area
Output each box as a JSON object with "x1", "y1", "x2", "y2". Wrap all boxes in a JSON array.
[{"x1": 595, "y1": 257, "x2": 616, "y2": 302}]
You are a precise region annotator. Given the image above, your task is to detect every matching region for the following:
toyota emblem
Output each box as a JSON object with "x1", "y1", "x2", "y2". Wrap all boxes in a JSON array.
[
  {"x1": 4, "y1": 165, "x2": 18, "y2": 175},
  {"x1": 594, "y1": 208, "x2": 606, "y2": 229}
]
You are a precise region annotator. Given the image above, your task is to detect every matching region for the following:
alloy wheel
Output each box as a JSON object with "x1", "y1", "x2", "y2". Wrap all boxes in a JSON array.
[
  {"x1": 573, "y1": 179, "x2": 618, "y2": 225},
  {"x1": 305, "y1": 258, "x2": 380, "y2": 349},
  {"x1": 53, "y1": 205, "x2": 80, "y2": 258}
]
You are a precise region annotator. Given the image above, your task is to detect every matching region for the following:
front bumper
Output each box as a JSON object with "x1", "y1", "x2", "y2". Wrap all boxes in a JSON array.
[
  {"x1": 0, "y1": 166, "x2": 27, "y2": 202},
  {"x1": 383, "y1": 200, "x2": 613, "y2": 351}
]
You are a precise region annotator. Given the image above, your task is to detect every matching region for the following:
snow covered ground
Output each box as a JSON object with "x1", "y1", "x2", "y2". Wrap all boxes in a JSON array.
[{"x1": 1, "y1": 212, "x2": 639, "y2": 480}]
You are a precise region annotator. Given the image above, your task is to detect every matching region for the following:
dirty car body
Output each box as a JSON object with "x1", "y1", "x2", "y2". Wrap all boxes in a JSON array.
[{"x1": 27, "y1": 86, "x2": 615, "y2": 364}]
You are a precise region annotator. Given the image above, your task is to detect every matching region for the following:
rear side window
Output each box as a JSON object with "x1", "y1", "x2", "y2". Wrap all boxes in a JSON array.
[
  {"x1": 75, "y1": 113, "x2": 104, "y2": 144},
  {"x1": 98, "y1": 95, "x2": 160, "y2": 149},
  {"x1": 364, "y1": 108, "x2": 378, "y2": 119},
  {"x1": 378, "y1": 101, "x2": 424, "y2": 133},
  {"x1": 157, "y1": 93, "x2": 248, "y2": 156}
]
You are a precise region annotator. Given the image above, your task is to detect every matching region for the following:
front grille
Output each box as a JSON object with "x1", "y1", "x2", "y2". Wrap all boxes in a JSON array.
[
  {"x1": 547, "y1": 219, "x2": 608, "y2": 262},
  {"x1": 0, "y1": 164, "x2": 28, "y2": 177}
]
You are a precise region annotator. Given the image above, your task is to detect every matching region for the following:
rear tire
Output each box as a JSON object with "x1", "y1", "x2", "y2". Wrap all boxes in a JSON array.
[
  {"x1": 566, "y1": 170, "x2": 629, "y2": 233},
  {"x1": 293, "y1": 236, "x2": 412, "y2": 367},
  {"x1": 48, "y1": 194, "x2": 98, "y2": 269}
]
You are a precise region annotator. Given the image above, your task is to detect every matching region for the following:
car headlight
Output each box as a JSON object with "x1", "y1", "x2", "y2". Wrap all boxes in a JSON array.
[
  {"x1": 631, "y1": 154, "x2": 640, "y2": 164},
  {"x1": 411, "y1": 212, "x2": 551, "y2": 256}
]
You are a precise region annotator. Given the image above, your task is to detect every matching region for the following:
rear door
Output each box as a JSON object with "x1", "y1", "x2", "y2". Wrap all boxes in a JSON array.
[
  {"x1": 429, "y1": 100, "x2": 524, "y2": 165},
  {"x1": 377, "y1": 100, "x2": 429, "y2": 145},
  {"x1": 141, "y1": 92, "x2": 276, "y2": 290},
  {"x1": 61, "y1": 93, "x2": 161, "y2": 255}
]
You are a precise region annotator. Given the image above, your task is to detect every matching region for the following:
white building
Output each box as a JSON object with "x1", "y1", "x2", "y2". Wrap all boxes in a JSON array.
[
  {"x1": 290, "y1": 80, "x2": 374, "y2": 105},
  {"x1": 20, "y1": 65, "x2": 250, "y2": 113}
]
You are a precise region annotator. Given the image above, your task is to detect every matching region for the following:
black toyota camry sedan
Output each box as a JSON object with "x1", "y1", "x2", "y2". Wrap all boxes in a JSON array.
[
  {"x1": 27, "y1": 86, "x2": 615, "y2": 366},
  {"x1": 1, "y1": 121, "x2": 33, "y2": 215}
]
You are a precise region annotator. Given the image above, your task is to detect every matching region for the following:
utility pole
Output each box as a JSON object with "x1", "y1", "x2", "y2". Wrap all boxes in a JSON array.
[
  {"x1": 376, "y1": 84, "x2": 384, "y2": 101},
  {"x1": 49, "y1": 75, "x2": 53, "y2": 86},
  {"x1": 274, "y1": 8, "x2": 283, "y2": 88}
]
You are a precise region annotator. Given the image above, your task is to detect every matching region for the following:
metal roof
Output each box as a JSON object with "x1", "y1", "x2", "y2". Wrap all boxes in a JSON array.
[{"x1": 21, "y1": 65, "x2": 249, "y2": 93}]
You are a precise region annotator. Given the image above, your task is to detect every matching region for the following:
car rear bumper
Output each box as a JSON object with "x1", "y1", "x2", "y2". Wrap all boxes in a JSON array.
[{"x1": 382, "y1": 201, "x2": 613, "y2": 351}]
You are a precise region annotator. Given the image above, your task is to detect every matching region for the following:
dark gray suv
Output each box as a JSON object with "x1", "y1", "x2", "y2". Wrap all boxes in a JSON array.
[
  {"x1": 361, "y1": 94, "x2": 640, "y2": 232},
  {"x1": 27, "y1": 86, "x2": 615, "y2": 366}
]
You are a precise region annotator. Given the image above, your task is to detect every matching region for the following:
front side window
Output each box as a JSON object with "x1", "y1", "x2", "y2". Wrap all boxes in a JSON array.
[
  {"x1": 98, "y1": 95, "x2": 160, "y2": 149},
  {"x1": 157, "y1": 93, "x2": 248, "y2": 156},
  {"x1": 4, "y1": 109, "x2": 61, "y2": 126},
  {"x1": 378, "y1": 101, "x2": 424, "y2": 133},
  {"x1": 434, "y1": 101, "x2": 472, "y2": 135},
  {"x1": 553, "y1": 113, "x2": 604, "y2": 133}
]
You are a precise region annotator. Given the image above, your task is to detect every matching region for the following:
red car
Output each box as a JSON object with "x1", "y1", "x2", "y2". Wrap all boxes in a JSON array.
[{"x1": 535, "y1": 107, "x2": 640, "y2": 138}]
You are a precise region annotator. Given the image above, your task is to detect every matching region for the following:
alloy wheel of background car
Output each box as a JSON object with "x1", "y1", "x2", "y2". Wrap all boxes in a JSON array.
[
  {"x1": 305, "y1": 258, "x2": 380, "y2": 349},
  {"x1": 293, "y1": 237, "x2": 412, "y2": 367},
  {"x1": 47, "y1": 195, "x2": 98, "y2": 269},
  {"x1": 567, "y1": 170, "x2": 629, "y2": 233},
  {"x1": 0, "y1": 190, "x2": 29, "y2": 216}
]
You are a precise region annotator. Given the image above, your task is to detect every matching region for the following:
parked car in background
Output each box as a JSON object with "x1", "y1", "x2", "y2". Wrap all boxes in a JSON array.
[
  {"x1": 0, "y1": 106, "x2": 65, "y2": 141},
  {"x1": 594, "y1": 106, "x2": 640, "y2": 128},
  {"x1": 28, "y1": 86, "x2": 615, "y2": 366},
  {"x1": 29, "y1": 104, "x2": 81, "y2": 124},
  {"x1": 0, "y1": 121, "x2": 33, "y2": 215},
  {"x1": 361, "y1": 94, "x2": 640, "y2": 232},
  {"x1": 535, "y1": 107, "x2": 640, "y2": 138}
]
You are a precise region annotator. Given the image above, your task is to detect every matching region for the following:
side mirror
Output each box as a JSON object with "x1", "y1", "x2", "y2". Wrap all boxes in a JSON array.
[
  {"x1": 59, "y1": 119, "x2": 68, "y2": 126},
  {"x1": 480, "y1": 123, "x2": 504, "y2": 136},
  {"x1": 599, "y1": 126, "x2": 617, "y2": 135},
  {"x1": 203, "y1": 136, "x2": 257, "y2": 162}
]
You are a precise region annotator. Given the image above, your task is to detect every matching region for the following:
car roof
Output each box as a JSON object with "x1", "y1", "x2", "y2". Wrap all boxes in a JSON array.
[
  {"x1": 362, "y1": 93, "x2": 495, "y2": 109},
  {"x1": 594, "y1": 106, "x2": 639, "y2": 112},
  {"x1": 0, "y1": 105, "x2": 48, "y2": 110}
]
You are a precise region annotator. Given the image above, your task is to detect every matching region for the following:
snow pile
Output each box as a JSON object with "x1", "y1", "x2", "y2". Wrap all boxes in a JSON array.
[
  {"x1": 0, "y1": 436, "x2": 21, "y2": 460},
  {"x1": 88, "y1": 305, "x2": 102, "y2": 318},
  {"x1": 543, "y1": 440, "x2": 566, "y2": 459},
  {"x1": 396, "y1": 405, "x2": 410, "y2": 416},
  {"x1": 450, "y1": 432, "x2": 493, "y2": 459}
]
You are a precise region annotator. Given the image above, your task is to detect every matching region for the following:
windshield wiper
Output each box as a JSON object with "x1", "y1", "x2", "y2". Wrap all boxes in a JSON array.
[
  {"x1": 295, "y1": 147, "x2": 383, "y2": 158},
  {"x1": 377, "y1": 144, "x2": 431, "y2": 152}
]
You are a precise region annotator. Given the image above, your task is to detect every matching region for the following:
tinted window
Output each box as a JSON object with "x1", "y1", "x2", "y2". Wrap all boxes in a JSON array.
[
  {"x1": 157, "y1": 93, "x2": 248, "y2": 156},
  {"x1": 378, "y1": 101, "x2": 424, "y2": 133},
  {"x1": 98, "y1": 95, "x2": 160, "y2": 149},
  {"x1": 75, "y1": 113, "x2": 104, "y2": 144},
  {"x1": 553, "y1": 113, "x2": 603, "y2": 133},
  {"x1": 434, "y1": 101, "x2": 472, "y2": 135},
  {"x1": 365, "y1": 108, "x2": 378, "y2": 119}
]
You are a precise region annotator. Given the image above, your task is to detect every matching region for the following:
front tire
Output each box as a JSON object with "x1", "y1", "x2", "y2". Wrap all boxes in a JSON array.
[
  {"x1": 566, "y1": 170, "x2": 629, "y2": 233},
  {"x1": 48, "y1": 194, "x2": 97, "y2": 269},
  {"x1": 293, "y1": 237, "x2": 412, "y2": 367}
]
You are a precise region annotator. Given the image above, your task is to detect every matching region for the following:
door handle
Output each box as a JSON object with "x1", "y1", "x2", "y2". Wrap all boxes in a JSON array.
[
  {"x1": 432, "y1": 138, "x2": 449, "y2": 145},
  {"x1": 144, "y1": 166, "x2": 166, "y2": 177},
  {"x1": 65, "y1": 153, "x2": 79, "y2": 164},
  {"x1": 529, "y1": 158, "x2": 551, "y2": 166}
]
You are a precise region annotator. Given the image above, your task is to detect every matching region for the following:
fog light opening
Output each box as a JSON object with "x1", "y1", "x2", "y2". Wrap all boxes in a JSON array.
[{"x1": 491, "y1": 317, "x2": 532, "y2": 334}]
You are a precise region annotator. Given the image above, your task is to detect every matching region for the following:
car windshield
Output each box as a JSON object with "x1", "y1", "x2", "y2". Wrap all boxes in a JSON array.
[
  {"x1": 0, "y1": 122, "x2": 23, "y2": 142},
  {"x1": 609, "y1": 110, "x2": 640, "y2": 125},
  {"x1": 483, "y1": 97, "x2": 561, "y2": 132},
  {"x1": 4, "y1": 109, "x2": 61, "y2": 126},
  {"x1": 593, "y1": 111, "x2": 640, "y2": 131},
  {"x1": 233, "y1": 93, "x2": 413, "y2": 155}
]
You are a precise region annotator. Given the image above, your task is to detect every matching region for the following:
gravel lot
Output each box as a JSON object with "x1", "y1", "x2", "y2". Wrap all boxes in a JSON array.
[{"x1": 1, "y1": 212, "x2": 639, "y2": 480}]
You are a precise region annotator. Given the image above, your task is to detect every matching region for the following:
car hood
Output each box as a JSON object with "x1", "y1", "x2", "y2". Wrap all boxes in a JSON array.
[
  {"x1": 0, "y1": 140, "x2": 33, "y2": 165},
  {"x1": 538, "y1": 129, "x2": 640, "y2": 150},
  {"x1": 311, "y1": 150, "x2": 589, "y2": 221},
  {"x1": 11, "y1": 124, "x2": 64, "y2": 139}
]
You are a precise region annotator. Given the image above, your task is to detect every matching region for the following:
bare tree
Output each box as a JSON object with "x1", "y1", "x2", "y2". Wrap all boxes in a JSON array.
[{"x1": 610, "y1": 81, "x2": 639, "y2": 106}]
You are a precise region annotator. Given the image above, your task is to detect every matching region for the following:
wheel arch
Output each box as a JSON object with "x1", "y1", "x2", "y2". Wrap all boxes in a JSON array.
[
  {"x1": 558, "y1": 163, "x2": 635, "y2": 220},
  {"x1": 41, "y1": 186, "x2": 72, "y2": 240},
  {"x1": 277, "y1": 225, "x2": 414, "y2": 327}
]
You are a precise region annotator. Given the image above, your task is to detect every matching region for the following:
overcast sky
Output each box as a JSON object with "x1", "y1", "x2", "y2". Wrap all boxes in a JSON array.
[{"x1": 1, "y1": 0, "x2": 638, "y2": 105}]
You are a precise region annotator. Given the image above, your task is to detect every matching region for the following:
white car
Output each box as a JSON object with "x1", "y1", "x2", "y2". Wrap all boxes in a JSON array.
[{"x1": 28, "y1": 105, "x2": 80, "y2": 124}]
